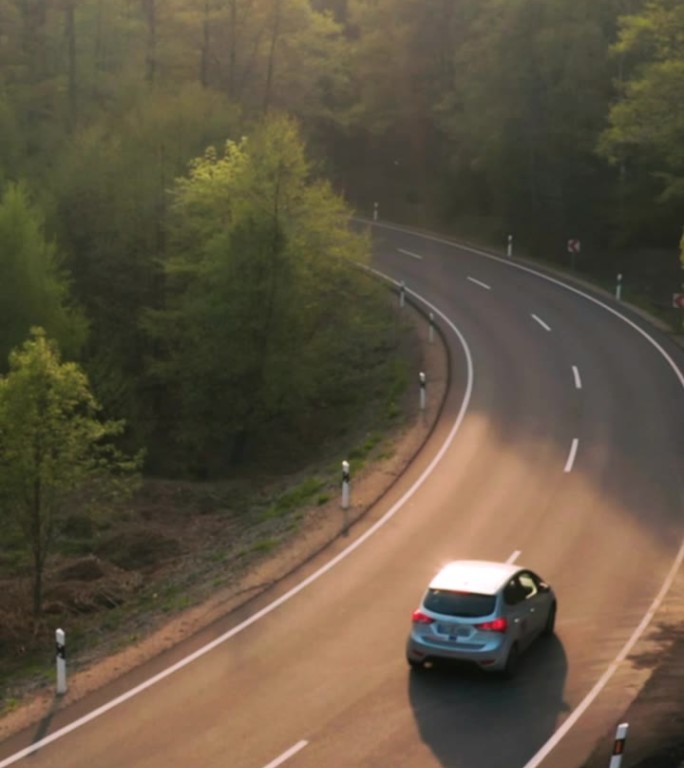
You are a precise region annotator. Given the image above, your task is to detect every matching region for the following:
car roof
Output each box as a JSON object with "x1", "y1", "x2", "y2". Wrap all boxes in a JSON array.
[{"x1": 428, "y1": 560, "x2": 521, "y2": 595}]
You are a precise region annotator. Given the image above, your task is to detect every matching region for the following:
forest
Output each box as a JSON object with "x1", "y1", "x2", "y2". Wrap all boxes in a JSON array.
[{"x1": 0, "y1": 0, "x2": 683, "y2": 624}]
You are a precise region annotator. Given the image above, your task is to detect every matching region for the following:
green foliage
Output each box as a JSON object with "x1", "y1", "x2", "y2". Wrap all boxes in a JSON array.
[
  {"x1": 349, "y1": 433, "x2": 381, "y2": 460},
  {"x1": 161, "y1": 593, "x2": 192, "y2": 614},
  {"x1": 0, "y1": 96, "x2": 23, "y2": 184},
  {"x1": 251, "y1": 538, "x2": 279, "y2": 554},
  {"x1": 48, "y1": 85, "x2": 240, "y2": 427},
  {"x1": 0, "y1": 183, "x2": 87, "y2": 370},
  {"x1": 0, "y1": 0, "x2": 679, "y2": 506},
  {"x1": 600, "y1": 0, "x2": 684, "y2": 205},
  {"x1": 265, "y1": 477, "x2": 327, "y2": 518},
  {"x1": 147, "y1": 114, "x2": 394, "y2": 476},
  {"x1": 0, "y1": 329, "x2": 141, "y2": 615},
  {"x1": 433, "y1": 0, "x2": 615, "y2": 250},
  {"x1": 0, "y1": 698, "x2": 20, "y2": 716}
]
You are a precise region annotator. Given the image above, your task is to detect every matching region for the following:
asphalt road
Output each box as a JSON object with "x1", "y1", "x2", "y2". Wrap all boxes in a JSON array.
[{"x1": 1, "y1": 223, "x2": 683, "y2": 768}]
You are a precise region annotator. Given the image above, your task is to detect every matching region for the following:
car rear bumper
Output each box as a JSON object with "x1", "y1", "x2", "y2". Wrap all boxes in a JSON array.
[{"x1": 406, "y1": 632, "x2": 510, "y2": 671}]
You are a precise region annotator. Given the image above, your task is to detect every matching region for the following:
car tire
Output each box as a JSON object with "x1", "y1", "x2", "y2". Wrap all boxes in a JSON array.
[
  {"x1": 543, "y1": 602, "x2": 557, "y2": 636},
  {"x1": 502, "y1": 643, "x2": 519, "y2": 679}
]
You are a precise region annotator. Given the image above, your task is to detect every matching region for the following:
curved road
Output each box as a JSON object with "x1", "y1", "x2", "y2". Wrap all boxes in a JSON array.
[{"x1": 1, "y1": 222, "x2": 683, "y2": 768}]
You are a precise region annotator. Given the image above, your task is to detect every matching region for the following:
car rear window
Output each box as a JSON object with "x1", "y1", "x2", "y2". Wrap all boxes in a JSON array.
[{"x1": 424, "y1": 589, "x2": 496, "y2": 617}]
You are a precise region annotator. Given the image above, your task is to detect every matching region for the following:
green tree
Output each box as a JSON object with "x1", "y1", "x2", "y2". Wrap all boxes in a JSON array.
[
  {"x1": 149, "y1": 115, "x2": 390, "y2": 475},
  {"x1": 0, "y1": 182, "x2": 87, "y2": 370},
  {"x1": 50, "y1": 84, "x2": 239, "y2": 428},
  {"x1": 600, "y1": 0, "x2": 684, "y2": 207},
  {"x1": 0, "y1": 329, "x2": 140, "y2": 616},
  {"x1": 435, "y1": 0, "x2": 616, "y2": 251},
  {"x1": 347, "y1": 0, "x2": 458, "y2": 134},
  {"x1": 177, "y1": 0, "x2": 349, "y2": 121},
  {"x1": 340, "y1": 0, "x2": 473, "y2": 214}
]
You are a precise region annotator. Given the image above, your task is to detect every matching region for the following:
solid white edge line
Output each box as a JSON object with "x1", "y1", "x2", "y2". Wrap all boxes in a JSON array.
[
  {"x1": 507, "y1": 551, "x2": 521, "y2": 564},
  {"x1": 467, "y1": 276, "x2": 491, "y2": 290},
  {"x1": 572, "y1": 365, "x2": 582, "y2": 390},
  {"x1": 397, "y1": 247, "x2": 423, "y2": 260},
  {"x1": 262, "y1": 740, "x2": 309, "y2": 768},
  {"x1": 564, "y1": 438, "x2": 579, "y2": 473},
  {"x1": 521, "y1": 539, "x2": 684, "y2": 768},
  {"x1": 531, "y1": 314, "x2": 552, "y2": 332},
  {"x1": 0, "y1": 275, "x2": 474, "y2": 768},
  {"x1": 366, "y1": 219, "x2": 684, "y2": 768}
]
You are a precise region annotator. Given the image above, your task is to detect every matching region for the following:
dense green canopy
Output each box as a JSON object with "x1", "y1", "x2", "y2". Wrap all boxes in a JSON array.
[
  {"x1": 147, "y1": 116, "x2": 392, "y2": 473},
  {"x1": 0, "y1": 0, "x2": 680, "y2": 478}
]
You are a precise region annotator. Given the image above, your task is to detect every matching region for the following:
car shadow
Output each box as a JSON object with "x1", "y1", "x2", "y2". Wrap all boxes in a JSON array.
[{"x1": 408, "y1": 634, "x2": 568, "y2": 768}]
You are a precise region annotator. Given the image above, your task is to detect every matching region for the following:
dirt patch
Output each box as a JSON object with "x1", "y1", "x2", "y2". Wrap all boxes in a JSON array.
[
  {"x1": 42, "y1": 558, "x2": 144, "y2": 615},
  {"x1": 0, "y1": 297, "x2": 449, "y2": 742}
]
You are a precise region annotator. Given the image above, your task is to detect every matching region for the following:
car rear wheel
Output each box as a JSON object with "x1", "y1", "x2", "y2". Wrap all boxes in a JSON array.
[{"x1": 543, "y1": 602, "x2": 557, "y2": 636}]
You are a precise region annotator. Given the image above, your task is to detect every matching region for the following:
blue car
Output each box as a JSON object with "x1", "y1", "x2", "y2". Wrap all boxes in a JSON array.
[{"x1": 406, "y1": 560, "x2": 557, "y2": 676}]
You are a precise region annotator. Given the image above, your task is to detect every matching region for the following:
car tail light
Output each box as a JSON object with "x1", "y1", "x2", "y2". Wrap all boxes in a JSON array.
[
  {"x1": 412, "y1": 610, "x2": 434, "y2": 624},
  {"x1": 475, "y1": 617, "x2": 507, "y2": 632}
]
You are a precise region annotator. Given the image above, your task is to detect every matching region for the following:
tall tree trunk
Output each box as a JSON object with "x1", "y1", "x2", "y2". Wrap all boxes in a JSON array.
[
  {"x1": 21, "y1": 0, "x2": 48, "y2": 83},
  {"x1": 200, "y1": 0, "x2": 210, "y2": 87},
  {"x1": 142, "y1": 0, "x2": 157, "y2": 84},
  {"x1": 32, "y1": 551, "x2": 44, "y2": 619},
  {"x1": 65, "y1": 1, "x2": 77, "y2": 130},
  {"x1": 263, "y1": 0, "x2": 282, "y2": 115},
  {"x1": 231, "y1": 168, "x2": 285, "y2": 466},
  {"x1": 31, "y1": 477, "x2": 44, "y2": 618},
  {"x1": 227, "y1": 0, "x2": 237, "y2": 97},
  {"x1": 156, "y1": 142, "x2": 167, "y2": 256},
  {"x1": 94, "y1": 0, "x2": 103, "y2": 74}
]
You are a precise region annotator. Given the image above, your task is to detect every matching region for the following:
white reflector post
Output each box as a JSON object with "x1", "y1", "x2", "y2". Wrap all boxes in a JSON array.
[
  {"x1": 419, "y1": 372, "x2": 427, "y2": 411},
  {"x1": 341, "y1": 460, "x2": 350, "y2": 511},
  {"x1": 55, "y1": 628, "x2": 67, "y2": 695},
  {"x1": 341, "y1": 460, "x2": 351, "y2": 535},
  {"x1": 608, "y1": 723, "x2": 629, "y2": 768}
]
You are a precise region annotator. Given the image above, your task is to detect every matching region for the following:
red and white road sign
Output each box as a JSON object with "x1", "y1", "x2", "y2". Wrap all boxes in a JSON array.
[
  {"x1": 673, "y1": 293, "x2": 684, "y2": 309},
  {"x1": 567, "y1": 239, "x2": 581, "y2": 254}
]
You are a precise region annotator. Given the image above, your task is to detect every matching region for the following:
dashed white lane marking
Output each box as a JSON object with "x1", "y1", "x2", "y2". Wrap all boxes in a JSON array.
[
  {"x1": 572, "y1": 365, "x2": 582, "y2": 390},
  {"x1": 564, "y1": 438, "x2": 579, "y2": 473},
  {"x1": 368, "y1": 218, "x2": 684, "y2": 389},
  {"x1": 507, "y1": 550, "x2": 521, "y2": 564},
  {"x1": 0, "y1": 274, "x2": 474, "y2": 768},
  {"x1": 262, "y1": 740, "x2": 308, "y2": 768},
  {"x1": 397, "y1": 248, "x2": 423, "y2": 260},
  {"x1": 467, "y1": 276, "x2": 491, "y2": 290},
  {"x1": 531, "y1": 314, "x2": 552, "y2": 332}
]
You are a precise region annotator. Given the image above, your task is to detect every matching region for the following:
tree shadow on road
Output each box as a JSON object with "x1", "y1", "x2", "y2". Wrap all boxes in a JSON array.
[{"x1": 627, "y1": 620, "x2": 684, "y2": 670}]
